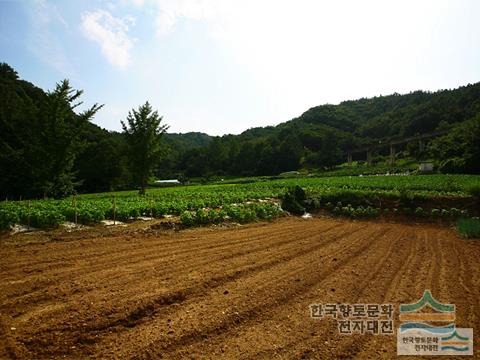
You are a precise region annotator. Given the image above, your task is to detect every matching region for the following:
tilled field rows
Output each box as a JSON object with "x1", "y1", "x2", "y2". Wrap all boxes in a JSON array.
[{"x1": 0, "y1": 218, "x2": 479, "y2": 359}]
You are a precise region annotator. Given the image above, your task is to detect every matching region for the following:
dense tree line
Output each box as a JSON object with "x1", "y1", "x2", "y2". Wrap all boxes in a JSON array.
[
  {"x1": 171, "y1": 84, "x2": 480, "y2": 178},
  {"x1": 1, "y1": 62, "x2": 480, "y2": 199}
]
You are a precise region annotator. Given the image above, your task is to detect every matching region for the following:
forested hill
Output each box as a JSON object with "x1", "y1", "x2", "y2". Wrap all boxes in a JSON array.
[
  {"x1": 178, "y1": 82, "x2": 480, "y2": 177},
  {"x1": 239, "y1": 83, "x2": 480, "y2": 144},
  {"x1": 1, "y1": 62, "x2": 479, "y2": 198},
  {"x1": 291, "y1": 84, "x2": 480, "y2": 140}
]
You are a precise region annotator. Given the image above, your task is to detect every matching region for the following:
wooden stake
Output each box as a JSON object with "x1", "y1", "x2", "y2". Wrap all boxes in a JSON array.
[
  {"x1": 150, "y1": 195, "x2": 153, "y2": 218},
  {"x1": 27, "y1": 200, "x2": 31, "y2": 229},
  {"x1": 113, "y1": 196, "x2": 116, "y2": 225},
  {"x1": 74, "y1": 195, "x2": 78, "y2": 225}
]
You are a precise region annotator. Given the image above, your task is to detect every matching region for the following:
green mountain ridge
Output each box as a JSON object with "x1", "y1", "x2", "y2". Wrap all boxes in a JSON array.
[
  {"x1": 177, "y1": 82, "x2": 479, "y2": 177},
  {"x1": 1, "y1": 62, "x2": 479, "y2": 198}
]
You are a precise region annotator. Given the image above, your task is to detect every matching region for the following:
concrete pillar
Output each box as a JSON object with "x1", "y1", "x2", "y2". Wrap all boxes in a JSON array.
[{"x1": 390, "y1": 144, "x2": 396, "y2": 166}]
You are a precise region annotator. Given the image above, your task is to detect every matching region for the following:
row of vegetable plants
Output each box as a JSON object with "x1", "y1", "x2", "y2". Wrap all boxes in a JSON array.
[{"x1": 1, "y1": 174, "x2": 478, "y2": 230}]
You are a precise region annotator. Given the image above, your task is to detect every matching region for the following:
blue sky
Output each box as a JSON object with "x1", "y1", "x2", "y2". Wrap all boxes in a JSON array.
[{"x1": 1, "y1": 0, "x2": 480, "y2": 135}]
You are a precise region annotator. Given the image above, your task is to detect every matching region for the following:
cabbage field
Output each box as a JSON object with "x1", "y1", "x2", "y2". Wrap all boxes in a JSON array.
[{"x1": 0, "y1": 174, "x2": 479, "y2": 230}]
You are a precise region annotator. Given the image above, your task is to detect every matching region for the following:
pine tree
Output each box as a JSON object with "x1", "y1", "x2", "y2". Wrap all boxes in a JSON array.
[{"x1": 39, "y1": 80, "x2": 103, "y2": 198}]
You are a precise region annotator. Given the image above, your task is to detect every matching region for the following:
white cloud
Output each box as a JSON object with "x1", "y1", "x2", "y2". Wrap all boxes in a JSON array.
[
  {"x1": 81, "y1": 9, "x2": 136, "y2": 69},
  {"x1": 130, "y1": 0, "x2": 145, "y2": 7},
  {"x1": 95, "y1": 0, "x2": 479, "y2": 134},
  {"x1": 148, "y1": 0, "x2": 460, "y2": 118},
  {"x1": 153, "y1": 0, "x2": 215, "y2": 36}
]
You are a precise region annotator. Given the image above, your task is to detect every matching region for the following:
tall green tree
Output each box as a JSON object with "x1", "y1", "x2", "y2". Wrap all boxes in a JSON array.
[
  {"x1": 0, "y1": 72, "x2": 102, "y2": 199},
  {"x1": 39, "y1": 80, "x2": 103, "y2": 198},
  {"x1": 121, "y1": 102, "x2": 169, "y2": 195}
]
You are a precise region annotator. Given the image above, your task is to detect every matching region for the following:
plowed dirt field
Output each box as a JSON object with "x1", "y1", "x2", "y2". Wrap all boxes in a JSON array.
[{"x1": 1, "y1": 217, "x2": 479, "y2": 359}]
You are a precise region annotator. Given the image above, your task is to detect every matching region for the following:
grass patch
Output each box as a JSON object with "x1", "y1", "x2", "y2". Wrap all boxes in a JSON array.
[{"x1": 456, "y1": 217, "x2": 480, "y2": 238}]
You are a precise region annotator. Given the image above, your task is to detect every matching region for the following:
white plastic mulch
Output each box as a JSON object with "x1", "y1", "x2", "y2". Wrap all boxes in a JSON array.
[{"x1": 101, "y1": 220, "x2": 126, "y2": 226}]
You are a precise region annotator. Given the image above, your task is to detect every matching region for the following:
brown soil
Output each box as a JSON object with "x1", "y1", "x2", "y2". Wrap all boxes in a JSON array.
[{"x1": 0, "y1": 217, "x2": 479, "y2": 359}]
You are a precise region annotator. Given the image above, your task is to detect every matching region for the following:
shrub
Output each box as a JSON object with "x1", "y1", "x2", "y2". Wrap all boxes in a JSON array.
[
  {"x1": 456, "y1": 217, "x2": 480, "y2": 238},
  {"x1": 292, "y1": 185, "x2": 307, "y2": 203},
  {"x1": 281, "y1": 186, "x2": 306, "y2": 214}
]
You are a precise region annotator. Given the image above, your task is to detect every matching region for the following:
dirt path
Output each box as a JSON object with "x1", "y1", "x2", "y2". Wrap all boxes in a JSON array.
[{"x1": 0, "y1": 217, "x2": 479, "y2": 359}]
